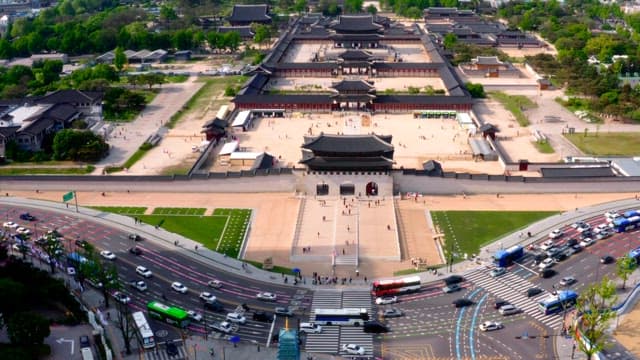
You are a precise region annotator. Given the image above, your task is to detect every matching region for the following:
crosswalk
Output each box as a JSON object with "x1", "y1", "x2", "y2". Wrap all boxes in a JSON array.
[
  {"x1": 465, "y1": 267, "x2": 564, "y2": 329},
  {"x1": 143, "y1": 341, "x2": 187, "y2": 360},
  {"x1": 305, "y1": 290, "x2": 374, "y2": 356}
]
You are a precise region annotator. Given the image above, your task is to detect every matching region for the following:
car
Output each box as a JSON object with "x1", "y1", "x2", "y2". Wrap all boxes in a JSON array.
[
  {"x1": 549, "y1": 229, "x2": 563, "y2": 239},
  {"x1": 16, "y1": 227, "x2": 30, "y2": 235},
  {"x1": 129, "y1": 280, "x2": 147, "y2": 291},
  {"x1": 19, "y1": 213, "x2": 36, "y2": 221},
  {"x1": 532, "y1": 253, "x2": 547, "y2": 265},
  {"x1": 605, "y1": 211, "x2": 619, "y2": 219},
  {"x1": 171, "y1": 282, "x2": 188, "y2": 294},
  {"x1": 566, "y1": 238, "x2": 579, "y2": 246},
  {"x1": 205, "y1": 301, "x2": 225, "y2": 312},
  {"x1": 100, "y1": 250, "x2": 116, "y2": 260},
  {"x1": 580, "y1": 230, "x2": 594, "y2": 239},
  {"x1": 577, "y1": 223, "x2": 591, "y2": 233},
  {"x1": 210, "y1": 321, "x2": 233, "y2": 334},
  {"x1": 275, "y1": 307, "x2": 294, "y2": 317},
  {"x1": 594, "y1": 223, "x2": 609, "y2": 234},
  {"x1": 75, "y1": 239, "x2": 89, "y2": 248},
  {"x1": 580, "y1": 238, "x2": 595, "y2": 247},
  {"x1": 3, "y1": 221, "x2": 18, "y2": 228},
  {"x1": 559, "y1": 276, "x2": 577, "y2": 286},
  {"x1": 442, "y1": 284, "x2": 462, "y2": 293},
  {"x1": 129, "y1": 247, "x2": 142, "y2": 255},
  {"x1": 256, "y1": 292, "x2": 277, "y2": 301},
  {"x1": 479, "y1": 321, "x2": 503, "y2": 331},
  {"x1": 606, "y1": 214, "x2": 622, "y2": 223},
  {"x1": 526, "y1": 288, "x2": 544, "y2": 297},
  {"x1": 490, "y1": 267, "x2": 507, "y2": 278},
  {"x1": 226, "y1": 312, "x2": 246, "y2": 324},
  {"x1": 571, "y1": 221, "x2": 586, "y2": 229},
  {"x1": 128, "y1": 234, "x2": 142, "y2": 241},
  {"x1": 571, "y1": 244, "x2": 583, "y2": 253},
  {"x1": 601, "y1": 255, "x2": 615, "y2": 264},
  {"x1": 545, "y1": 247, "x2": 560, "y2": 257},
  {"x1": 207, "y1": 280, "x2": 222, "y2": 289},
  {"x1": 375, "y1": 296, "x2": 398, "y2": 305},
  {"x1": 136, "y1": 266, "x2": 152, "y2": 278},
  {"x1": 342, "y1": 344, "x2": 365, "y2": 355},
  {"x1": 453, "y1": 299, "x2": 474, "y2": 308},
  {"x1": 113, "y1": 291, "x2": 131, "y2": 304},
  {"x1": 252, "y1": 311, "x2": 271, "y2": 322},
  {"x1": 494, "y1": 300, "x2": 510, "y2": 310},
  {"x1": 443, "y1": 275, "x2": 464, "y2": 285},
  {"x1": 539, "y1": 240, "x2": 555, "y2": 251},
  {"x1": 498, "y1": 304, "x2": 521, "y2": 315},
  {"x1": 552, "y1": 252, "x2": 569, "y2": 262},
  {"x1": 166, "y1": 342, "x2": 179, "y2": 357},
  {"x1": 199, "y1": 292, "x2": 216, "y2": 303},
  {"x1": 67, "y1": 267, "x2": 76, "y2": 276},
  {"x1": 300, "y1": 322, "x2": 322, "y2": 334},
  {"x1": 539, "y1": 269, "x2": 557, "y2": 278},
  {"x1": 538, "y1": 258, "x2": 555, "y2": 270},
  {"x1": 596, "y1": 231, "x2": 612, "y2": 240},
  {"x1": 382, "y1": 308, "x2": 403, "y2": 318},
  {"x1": 363, "y1": 321, "x2": 389, "y2": 333},
  {"x1": 79, "y1": 335, "x2": 91, "y2": 349},
  {"x1": 187, "y1": 310, "x2": 203, "y2": 322}
]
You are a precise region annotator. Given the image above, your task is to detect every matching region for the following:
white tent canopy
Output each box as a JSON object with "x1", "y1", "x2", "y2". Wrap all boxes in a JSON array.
[
  {"x1": 219, "y1": 141, "x2": 239, "y2": 156},
  {"x1": 231, "y1": 110, "x2": 252, "y2": 128}
]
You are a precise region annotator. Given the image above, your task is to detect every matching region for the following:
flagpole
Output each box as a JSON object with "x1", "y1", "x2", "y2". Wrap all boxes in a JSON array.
[{"x1": 74, "y1": 191, "x2": 79, "y2": 213}]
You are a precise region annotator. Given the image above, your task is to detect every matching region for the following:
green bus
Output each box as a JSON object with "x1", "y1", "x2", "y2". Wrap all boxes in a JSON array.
[{"x1": 147, "y1": 301, "x2": 190, "y2": 328}]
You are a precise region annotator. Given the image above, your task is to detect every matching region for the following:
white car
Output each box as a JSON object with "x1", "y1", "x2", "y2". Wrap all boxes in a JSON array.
[
  {"x1": 342, "y1": 344, "x2": 365, "y2": 355},
  {"x1": 548, "y1": 229, "x2": 563, "y2": 239},
  {"x1": 16, "y1": 227, "x2": 31, "y2": 235},
  {"x1": 375, "y1": 296, "x2": 398, "y2": 305},
  {"x1": 136, "y1": 266, "x2": 153, "y2": 278},
  {"x1": 208, "y1": 280, "x2": 223, "y2": 289},
  {"x1": 113, "y1": 292, "x2": 131, "y2": 304},
  {"x1": 130, "y1": 280, "x2": 147, "y2": 292},
  {"x1": 479, "y1": 321, "x2": 503, "y2": 331},
  {"x1": 580, "y1": 238, "x2": 595, "y2": 247},
  {"x1": 226, "y1": 312, "x2": 246, "y2": 324},
  {"x1": 100, "y1": 250, "x2": 117, "y2": 260},
  {"x1": 199, "y1": 292, "x2": 216, "y2": 303},
  {"x1": 577, "y1": 223, "x2": 591, "y2": 233},
  {"x1": 539, "y1": 240, "x2": 555, "y2": 251},
  {"x1": 538, "y1": 258, "x2": 555, "y2": 270},
  {"x1": 604, "y1": 211, "x2": 619, "y2": 219},
  {"x1": 3, "y1": 221, "x2": 18, "y2": 229},
  {"x1": 171, "y1": 282, "x2": 188, "y2": 294},
  {"x1": 300, "y1": 322, "x2": 322, "y2": 334},
  {"x1": 571, "y1": 221, "x2": 586, "y2": 229},
  {"x1": 594, "y1": 224, "x2": 609, "y2": 234},
  {"x1": 187, "y1": 310, "x2": 203, "y2": 322},
  {"x1": 256, "y1": 292, "x2": 277, "y2": 301}
]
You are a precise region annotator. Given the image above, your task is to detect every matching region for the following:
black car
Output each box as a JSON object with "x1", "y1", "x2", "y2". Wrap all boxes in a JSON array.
[
  {"x1": 539, "y1": 269, "x2": 557, "y2": 278},
  {"x1": 601, "y1": 255, "x2": 615, "y2": 264},
  {"x1": 494, "y1": 300, "x2": 510, "y2": 310},
  {"x1": 166, "y1": 342, "x2": 179, "y2": 357},
  {"x1": 204, "y1": 301, "x2": 225, "y2": 312},
  {"x1": 443, "y1": 275, "x2": 464, "y2": 285},
  {"x1": 453, "y1": 299, "x2": 474, "y2": 308},
  {"x1": 19, "y1": 213, "x2": 36, "y2": 221},
  {"x1": 129, "y1": 247, "x2": 142, "y2": 255},
  {"x1": 566, "y1": 238, "x2": 578, "y2": 247},
  {"x1": 129, "y1": 233, "x2": 143, "y2": 241},
  {"x1": 533, "y1": 253, "x2": 547, "y2": 265},
  {"x1": 79, "y1": 335, "x2": 91, "y2": 349},
  {"x1": 571, "y1": 244, "x2": 583, "y2": 253},
  {"x1": 526, "y1": 288, "x2": 544, "y2": 297},
  {"x1": 363, "y1": 321, "x2": 389, "y2": 333},
  {"x1": 252, "y1": 311, "x2": 271, "y2": 322},
  {"x1": 75, "y1": 239, "x2": 88, "y2": 248},
  {"x1": 552, "y1": 252, "x2": 568, "y2": 262},
  {"x1": 580, "y1": 230, "x2": 594, "y2": 239}
]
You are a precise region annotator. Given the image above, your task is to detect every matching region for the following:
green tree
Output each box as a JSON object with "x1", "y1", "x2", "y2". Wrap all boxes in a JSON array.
[
  {"x1": 443, "y1": 33, "x2": 458, "y2": 50},
  {"x1": 160, "y1": 5, "x2": 178, "y2": 22},
  {"x1": 41, "y1": 232, "x2": 65, "y2": 274},
  {"x1": 344, "y1": 0, "x2": 363, "y2": 13},
  {"x1": 52, "y1": 129, "x2": 109, "y2": 162},
  {"x1": 294, "y1": 0, "x2": 308, "y2": 13},
  {"x1": 253, "y1": 24, "x2": 272, "y2": 49},
  {"x1": 573, "y1": 276, "x2": 617, "y2": 359},
  {"x1": 222, "y1": 31, "x2": 241, "y2": 53},
  {"x1": 114, "y1": 46, "x2": 127, "y2": 73},
  {"x1": 616, "y1": 255, "x2": 637, "y2": 290},
  {"x1": 7, "y1": 312, "x2": 51, "y2": 346},
  {"x1": 0, "y1": 278, "x2": 26, "y2": 314},
  {"x1": 0, "y1": 39, "x2": 14, "y2": 59},
  {"x1": 366, "y1": 4, "x2": 377, "y2": 15},
  {"x1": 79, "y1": 248, "x2": 120, "y2": 308},
  {"x1": 465, "y1": 82, "x2": 486, "y2": 98}
]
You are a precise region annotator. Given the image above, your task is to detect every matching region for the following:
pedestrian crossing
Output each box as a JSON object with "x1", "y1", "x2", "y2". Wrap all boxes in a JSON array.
[
  {"x1": 465, "y1": 267, "x2": 564, "y2": 329},
  {"x1": 143, "y1": 341, "x2": 187, "y2": 360},
  {"x1": 305, "y1": 290, "x2": 374, "y2": 356}
]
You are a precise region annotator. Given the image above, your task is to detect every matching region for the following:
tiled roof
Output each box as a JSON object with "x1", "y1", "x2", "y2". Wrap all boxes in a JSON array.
[
  {"x1": 332, "y1": 79, "x2": 374, "y2": 92},
  {"x1": 302, "y1": 134, "x2": 393, "y2": 154},
  {"x1": 339, "y1": 49, "x2": 373, "y2": 61},
  {"x1": 300, "y1": 156, "x2": 393, "y2": 170},
  {"x1": 233, "y1": 94, "x2": 331, "y2": 105},
  {"x1": 36, "y1": 90, "x2": 103, "y2": 104},
  {"x1": 218, "y1": 26, "x2": 255, "y2": 38},
  {"x1": 228, "y1": 4, "x2": 271, "y2": 23},
  {"x1": 331, "y1": 15, "x2": 383, "y2": 32}
]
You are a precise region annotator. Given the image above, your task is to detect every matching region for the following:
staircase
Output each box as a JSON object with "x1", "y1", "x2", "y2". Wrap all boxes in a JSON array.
[{"x1": 334, "y1": 254, "x2": 358, "y2": 266}]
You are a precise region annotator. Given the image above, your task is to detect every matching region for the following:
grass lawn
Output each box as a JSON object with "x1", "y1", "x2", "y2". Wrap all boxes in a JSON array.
[
  {"x1": 105, "y1": 146, "x2": 152, "y2": 174},
  {"x1": 167, "y1": 75, "x2": 247, "y2": 129},
  {"x1": 0, "y1": 166, "x2": 95, "y2": 175},
  {"x1": 532, "y1": 140, "x2": 555, "y2": 154},
  {"x1": 91, "y1": 206, "x2": 147, "y2": 215},
  {"x1": 152, "y1": 207, "x2": 206, "y2": 215},
  {"x1": 564, "y1": 132, "x2": 640, "y2": 156},
  {"x1": 431, "y1": 211, "x2": 558, "y2": 261},
  {"x1": 213, "y1": 208, "x2": 252, "y2": 258},
  {"x1": 489, "y1": 91, "x2": 537, "y2": 127}
]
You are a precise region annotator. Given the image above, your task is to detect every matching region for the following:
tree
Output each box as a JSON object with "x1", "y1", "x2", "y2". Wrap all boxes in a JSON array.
[
  {"x1": 222, "y1": 31, "x2": 241, "y2": 53},
  {"x1": 79, "y1": 249, "x2": 120, "y2": 309},
  {"x1": 366, "y1": 4, "x2": 377, "y2": 15},
  {"x1": 114, "y1": 300, "x2": 136, "y2": 354},
  {"x1": 0, "y1": 278, "x2": 26, "y2": 314},
  {"x1": 616, "y1": 255, "x2": 637, "y2": 290},
  {"x1": 465, "y1": 82, "x2": 486, "y2": 98},
  {"x1": 7, "y1": 312, "x2": 50, "y2": 346},
  {"x1": 160, "y1": 5, "x2": 178, "y2": 22},
  {"x1": 52, "y1": 129, "x2": 109, "y2": 162},
  {"x1": 344, "y1": 0, "x2": 363, "y2": 13},
  {"x1": 15, "y1": 233, "x2": 31, "y2": 261},
  {"x1": 573, "y1": 276, "x2": 618, "y2": 359},
  {"x1": 293, "y1": 0, "x2": 308, "y2": 13},
  {"x1": 114, "y1": 47, "x2": 127, "y2": 73},
  {"x1": 443, "y1": 33, "x2": 458, "y2": 50},
  {"x1": 41, "y1": 232, "x2": 65, "y2": 274},
  {"x1": 253, "y1": 24, "x2": 272, "y2": 49}
]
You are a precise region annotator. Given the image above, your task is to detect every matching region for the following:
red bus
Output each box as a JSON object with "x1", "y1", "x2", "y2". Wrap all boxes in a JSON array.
[{"x1": 371, "y1": 276, "x2": 421, "y2": 297}]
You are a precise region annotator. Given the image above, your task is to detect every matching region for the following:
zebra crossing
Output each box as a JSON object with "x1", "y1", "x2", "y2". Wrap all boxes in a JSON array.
[
  {"x1": 143, "y1": 341, "x2": 187, "y2": 360},
  {"x1": 465, "y1": 267, "x2": 564, "y2": 329},
  {"x1": 305, "y1": 289, "x2": 374, "y2": 356}
]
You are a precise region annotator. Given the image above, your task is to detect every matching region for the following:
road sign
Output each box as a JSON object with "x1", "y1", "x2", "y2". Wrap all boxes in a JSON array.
[{"x1": 62, "y1": 191, "x2": 74, "y2": 202}]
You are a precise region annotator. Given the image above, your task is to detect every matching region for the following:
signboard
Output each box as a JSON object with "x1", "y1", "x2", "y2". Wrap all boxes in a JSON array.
[{"x1": 62, "y1": 191, "x2": 74, "y2": 202}]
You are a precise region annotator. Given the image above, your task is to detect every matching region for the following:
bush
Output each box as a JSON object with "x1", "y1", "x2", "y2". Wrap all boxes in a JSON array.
[
  {"x1": 139, "y1": 142, "x2": 153, "y2": 151},
  {"x1": 224, "y1": 85, "x2": 237, "y2": 97},
  {"x1": 408, "y1": 86, "x2": 420, "y2": 94}
]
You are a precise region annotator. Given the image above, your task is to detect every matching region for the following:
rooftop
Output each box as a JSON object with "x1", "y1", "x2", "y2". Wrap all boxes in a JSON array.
[{"x1": 228, "y1": 4, "x2": 271, "y2": 23}]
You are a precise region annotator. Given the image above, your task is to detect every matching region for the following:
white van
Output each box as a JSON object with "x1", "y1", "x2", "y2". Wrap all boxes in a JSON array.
[
  {"x1": 81, "y1": 348, "x2": 95, "y2": 360},
  {"x1": 300, "y1": 322, "x2": 322, "y2": 334},
  {"x1": 499, "y1": 305, "x2": 520, "y2": 316}
]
